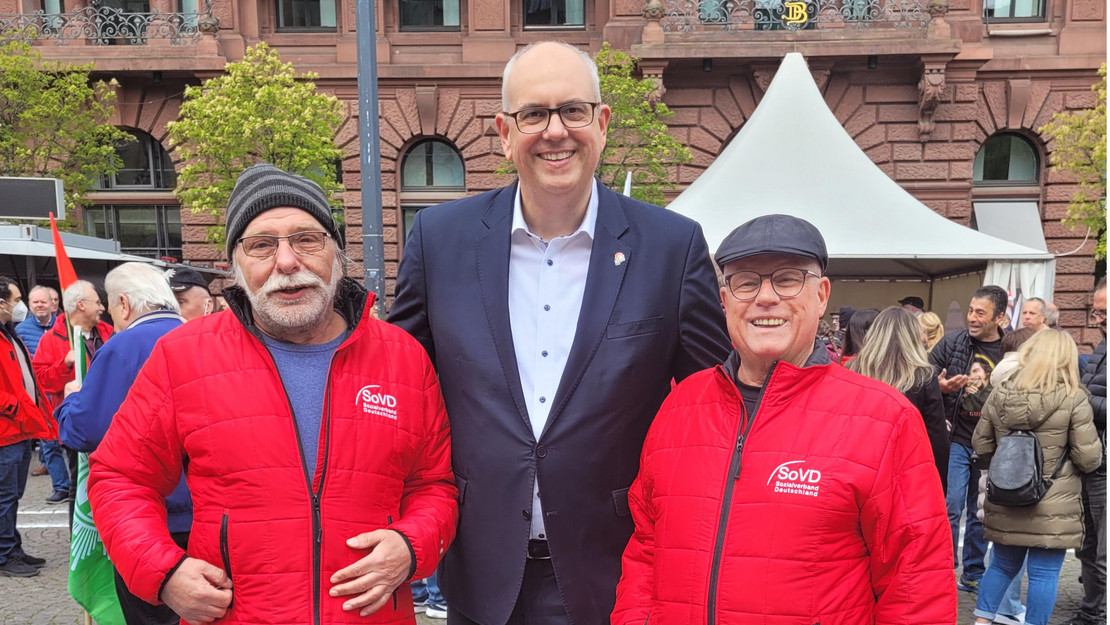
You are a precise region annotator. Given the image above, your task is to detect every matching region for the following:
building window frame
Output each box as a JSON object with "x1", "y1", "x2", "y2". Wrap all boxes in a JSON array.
[
  {"x1": 983, "y1": 0, "x2": 1046, "y2": 22},
  {"x1": 398, "y1": 138, "x2": 466, "y2": 252},
  {"x1": 972, "y1": 132, "x2": 1041, "y2": 187},
  {"x1": 399, "y1": 0, "x2": 462, "y2": 31},
  {"x1": 275, "y1": 0, "x2": 337, "y2": 31},
  {"x1": 96, "y1": 129, "x2": 177, "y2": 191},
  {"x1": 522, "y1": 0, "x2": 587, "y2": 29},
  {"x1": 84, "y1": 204, "x2": 183, "y2": 261},
  {"x1": 401, "y1": 138, "x2": 466, "y2": 191}
]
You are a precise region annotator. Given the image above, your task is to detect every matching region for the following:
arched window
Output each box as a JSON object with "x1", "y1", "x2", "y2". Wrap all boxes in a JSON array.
[
  {"x1": 973, "y1": 133, "x2": 1039, "y2": 184},
  {"x1": 97, "y1": 129, "x2": 177, "y2": 190},
  {"x1": 399, "y1": 138, "x2": 466, "y2": 244},
  {"x1": 88, "y1": 129, "x2": 182, "y2": 260},
  {"x1": 401, "y1": 139, "x2": 465, "y2": 190},
  {"x1": 970, "y1": 132, "x2": 1047, "y2": 256}
]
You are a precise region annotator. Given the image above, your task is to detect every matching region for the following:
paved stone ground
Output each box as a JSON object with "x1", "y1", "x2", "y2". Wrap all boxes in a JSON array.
[{"x1": 2, "y1": 455, "x2": 1088, "y2": 625}]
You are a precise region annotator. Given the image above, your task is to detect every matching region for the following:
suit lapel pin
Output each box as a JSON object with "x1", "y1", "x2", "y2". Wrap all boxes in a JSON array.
[{"x1": 614, "y1": 252, "x2": 627, "y2": 266}]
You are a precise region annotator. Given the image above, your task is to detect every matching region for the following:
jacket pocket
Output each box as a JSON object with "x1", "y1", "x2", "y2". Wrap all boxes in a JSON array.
[
  {"x1": 612, "y1": 487, "x2": 631, "y2": 518},
  {"x1": 606, "y1": 317, "x2": 663, "y2": 340},
  {"x1": 220, "y1": 511, "x2": 234, "y2": 610}
]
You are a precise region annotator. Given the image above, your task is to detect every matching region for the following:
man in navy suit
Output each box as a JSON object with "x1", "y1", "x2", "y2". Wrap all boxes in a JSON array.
[{"x1": 390, "y1": 41, "x2": 730, "y2": 625}]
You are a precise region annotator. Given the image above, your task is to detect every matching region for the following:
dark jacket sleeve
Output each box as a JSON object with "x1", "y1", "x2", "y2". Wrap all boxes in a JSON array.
[
  {"x1": 389, "y1": 209, "x2": 435, "y2": 365},
  {"x1": 1081, "y1": 340, "x2": 1106, "y2": 433},
  {"x1": 672, "y1": 222, "x2": 731, "y2": 382},
  {"x1": 906, "y1": 376, "x2": 949, "y2": 490}
]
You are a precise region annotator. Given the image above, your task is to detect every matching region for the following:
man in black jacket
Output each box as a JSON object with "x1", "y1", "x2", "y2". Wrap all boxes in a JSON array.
[
  {"x1": 928, "y1": 285, "x2": 1007, "y2": 593},
  {"x1": 1071, "y1": 276, "x2": 1106, "y2": 625}
]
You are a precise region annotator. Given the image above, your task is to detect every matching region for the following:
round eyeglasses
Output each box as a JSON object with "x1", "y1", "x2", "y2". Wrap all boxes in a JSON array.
[
  {"x1": 723, "y1": 268, "x2": 821, "y2": 301},
  {"x1": 502, "y1": 102, "x2": 600, "y2": 134},
  {"x1": 237, "y1": 231, "x2": 330, "y2": 258}
]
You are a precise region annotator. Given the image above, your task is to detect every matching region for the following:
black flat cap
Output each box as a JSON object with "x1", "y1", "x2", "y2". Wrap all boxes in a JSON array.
[
  {"x1": 714, "y1": 214, "x2": 828, "y2": 272},
  {"x1": 167, "y1": 267, "x2": 210, "y2": 293}
]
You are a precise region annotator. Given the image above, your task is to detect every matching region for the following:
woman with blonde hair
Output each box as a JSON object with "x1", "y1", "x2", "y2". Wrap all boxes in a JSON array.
[
  {"x1": 919, "y1": 311, "x2": 945, "y2": 352},
  {"x1": 847, "y1": 306, "x2": 949, "y2": 489},
  {"x1": 971, "y1": 330, "x2": 1103, "y2": 625}
]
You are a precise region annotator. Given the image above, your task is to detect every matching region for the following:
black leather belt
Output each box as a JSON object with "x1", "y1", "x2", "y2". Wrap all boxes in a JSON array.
[{"x1": 527, "y1": 539, "x2": 551, "y2": 560}]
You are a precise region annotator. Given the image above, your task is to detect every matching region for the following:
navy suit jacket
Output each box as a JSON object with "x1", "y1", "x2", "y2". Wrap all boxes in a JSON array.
[{"x1": 390, "y1": 180, "x2": 730, "y2": 625}]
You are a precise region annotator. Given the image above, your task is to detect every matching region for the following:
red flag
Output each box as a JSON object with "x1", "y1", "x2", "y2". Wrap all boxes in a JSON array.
[{"x1": 49, "y1": 212, "x2": 78, "y2": 290}]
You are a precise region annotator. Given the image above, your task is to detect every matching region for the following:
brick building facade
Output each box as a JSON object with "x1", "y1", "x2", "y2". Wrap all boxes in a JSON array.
[{"x1": 2, "y1": 0, "x2": 1103, "y2": 346}]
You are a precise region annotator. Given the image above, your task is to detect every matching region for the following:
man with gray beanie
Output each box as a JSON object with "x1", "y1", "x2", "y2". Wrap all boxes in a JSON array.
[
  {"x1": 88, "y1": 163, "x2": 457, "y2": 625},
  {"x1": 611, "y1": 214, "x2": 955, "y2": 625}
]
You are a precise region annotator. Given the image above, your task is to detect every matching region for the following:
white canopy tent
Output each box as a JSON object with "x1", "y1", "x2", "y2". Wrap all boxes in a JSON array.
[{"x1": 667, "y1": 53, "x2": 1056, "y2": 317}]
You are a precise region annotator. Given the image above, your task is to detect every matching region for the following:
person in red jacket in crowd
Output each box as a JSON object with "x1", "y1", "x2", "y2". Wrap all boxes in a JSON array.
[
  {"x1": 88, "y1": 163, "x2": 457, "y2": 625},
  {"x1": 611, "y1": 214, "x2": 956, "y2": 625},
  {"x1": 31, "y1": 279, "x2": 113, "y2": 505},
  {"x1": 0, "y1": 276, "x2": 57, "y2": 577}
]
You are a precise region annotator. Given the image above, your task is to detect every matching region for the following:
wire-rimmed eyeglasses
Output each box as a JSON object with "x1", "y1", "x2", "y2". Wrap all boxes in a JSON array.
[
  {"x1": 502, "y1": 101, "x2": 600, "y2": 134},
  {"x1": 723, "y1": 268, "x2": 821, "y2": 301},
  {"x1": 237, "y1": 231, "x2": 331, "y2": 258}
]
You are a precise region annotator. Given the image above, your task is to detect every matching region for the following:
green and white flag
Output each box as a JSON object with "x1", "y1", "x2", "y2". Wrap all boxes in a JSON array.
[
  {"x1": 66, "y1": 327, "x2": 125, "y2": 625},
  {"x1": 69, "y1": 454, "x2": 124, "y2": 625}
]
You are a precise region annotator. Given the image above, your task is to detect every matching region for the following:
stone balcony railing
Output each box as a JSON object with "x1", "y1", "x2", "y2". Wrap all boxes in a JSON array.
[
  {"x1": 0, "y1": 2, "x2": 219, "y2": 45},
  {"x1": 643, "y1": 0, "x2": 931, "y2": 31}
]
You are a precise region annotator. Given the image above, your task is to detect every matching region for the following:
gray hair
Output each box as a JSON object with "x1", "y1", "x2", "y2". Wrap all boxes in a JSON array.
[
  {"x1": 1025, "y1": 297, "x2": 1046, "y2": 314},
  {"x1": 28, "y1": 285, "x2": 54, "y2": 300},
  {"x1": 501, "y1": 41, "x2": 601, "y2": 111},
  {"x1": 1044, "y1": 301, "x2": 1059, "y2": 328},
  {"x1": 63, "y1": 280, "x2": 96, "y2": 315},
  {"x1": 104, "y1": 263, "x2": 180, "y2": 315}
]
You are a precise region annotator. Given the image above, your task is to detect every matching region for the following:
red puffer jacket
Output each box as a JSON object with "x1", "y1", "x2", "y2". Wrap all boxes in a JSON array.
[
  {"x1": 613, "y1": 348, "x2": 955, "y2": 625},
  {"x1": 31, "y1": 313, "x2": 113, "y2": 410},
  {"x1": 0, "y1": 326, "x2": 54, "y2": 445},
  {"x1": 89, "y1": 280, "x2": 457, "y2": 625}
]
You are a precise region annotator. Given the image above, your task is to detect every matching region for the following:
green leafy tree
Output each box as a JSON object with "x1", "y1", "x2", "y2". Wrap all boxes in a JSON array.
[
  {"x1": 595, "y1": 43, "x2": 691, "y2": 205},
  {"x1": 497, "y1": 43, "x2": 692, "y2": 205},
  {"x1": 1040, "y1": 64, "x2": 1107, "y2": 260},
  {"x1": 168, "y1": 42, "x2": 345, "y2": 245},
  {"x1": 0, "y1": 37, "x2": 128, "y2": 225}
]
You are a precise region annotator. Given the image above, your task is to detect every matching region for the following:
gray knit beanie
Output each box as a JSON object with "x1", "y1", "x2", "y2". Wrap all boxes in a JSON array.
[{"x1": 225, "y1": 162, "x2": 342, "y2": 259}]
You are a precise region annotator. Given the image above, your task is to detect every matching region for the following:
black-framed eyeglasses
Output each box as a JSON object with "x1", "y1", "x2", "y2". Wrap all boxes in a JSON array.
[
  {"x1": 237, "y1": 231, "x2": 331, "y2": 258},
  {"x1": 503, "y1": 101, "x2": 600, "y2": 134},
  {"x1": 1091, "y1": 308, "x2": 1107, "y2": 323},
  {"x1": 723, "y1": 268, "x2": 821, "y2": 301}
]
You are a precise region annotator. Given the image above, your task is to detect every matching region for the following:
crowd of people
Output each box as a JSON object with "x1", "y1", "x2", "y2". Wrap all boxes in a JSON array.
[{"x1": 0, "y1": 39, "x2": 1103, "y2": 625}]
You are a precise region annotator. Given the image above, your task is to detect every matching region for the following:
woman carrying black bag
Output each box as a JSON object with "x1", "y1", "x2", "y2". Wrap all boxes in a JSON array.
[{"x1": 971, "y1": 329, "x2": 1103, "y2": 625}]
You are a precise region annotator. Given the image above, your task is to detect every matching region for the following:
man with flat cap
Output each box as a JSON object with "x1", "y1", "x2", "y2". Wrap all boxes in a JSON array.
[
  {"x1": 900, "y1": 295, "x2": 925, "y2": 316},
  {"x1": 611, "y1": 214, "x2": 955, "y2": 625},
  {"x1": 167, "y1": 267, "x2": 213, "y2": 321},
  {"x1": 88, "y1": 163, "x2": 457, "y2": 625}
]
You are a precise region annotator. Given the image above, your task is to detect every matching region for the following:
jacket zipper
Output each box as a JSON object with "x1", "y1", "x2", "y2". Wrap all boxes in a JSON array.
[
  {"x1": 706, "y1": 362, "x2": 776, "y2": 625},
  {"x1": 262, "y1": 344, "x2": 340, "y2": 625},
  {"x1": 220, "y1": 511, "x2": 234, "y2": 611}
]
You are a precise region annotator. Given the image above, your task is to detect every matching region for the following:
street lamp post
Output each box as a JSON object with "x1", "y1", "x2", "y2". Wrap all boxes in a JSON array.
[{"x1": 355, "y1": 0, "x2": 386, "y2": 315}]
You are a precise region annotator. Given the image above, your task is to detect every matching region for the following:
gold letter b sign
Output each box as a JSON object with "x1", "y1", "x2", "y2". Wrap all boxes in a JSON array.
[{"x1": 783, "y1": 1, "x2": 808, "y2": 24}]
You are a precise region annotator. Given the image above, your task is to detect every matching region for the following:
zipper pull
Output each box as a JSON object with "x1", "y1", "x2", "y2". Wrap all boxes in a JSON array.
[
  {"x1": 312, "y1": 494, "x2": 322, "y2": 545},
  {"x1": 733, "y1": 435, "x2": 746, "y2": 480}
]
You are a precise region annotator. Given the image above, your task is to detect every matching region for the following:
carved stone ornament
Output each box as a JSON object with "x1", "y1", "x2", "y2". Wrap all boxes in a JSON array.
[
  {"x1": 918, "y1": 64, "x2": 946, "y2": 138},
  {"x1": 753, "y1": 70, "x2": 775, "y2": 94},
  {"x1": 640, "y1": 62, "x2": 667, "y2": 102},
  {"x1": 643, "y1": 0, "x2": 665, "y2": 19}
]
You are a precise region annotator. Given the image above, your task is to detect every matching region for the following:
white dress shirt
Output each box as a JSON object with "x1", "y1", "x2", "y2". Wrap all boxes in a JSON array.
[{"x1": 508, "y1": 180, "x2": 598, "y2": 540}]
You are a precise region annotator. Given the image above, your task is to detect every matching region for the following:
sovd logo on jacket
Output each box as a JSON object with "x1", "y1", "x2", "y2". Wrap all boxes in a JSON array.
[
  {"x1": 767, "y1": 460, "x2": 822, "y2": 498},
  {"x1": 355, "y1": 385, "x2": 398, "y2": 420}
]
